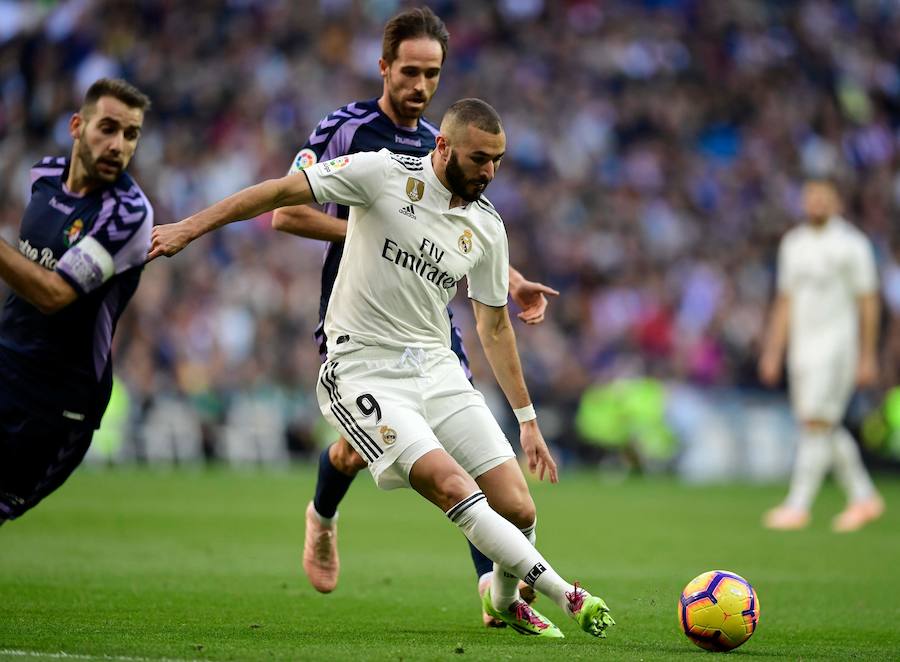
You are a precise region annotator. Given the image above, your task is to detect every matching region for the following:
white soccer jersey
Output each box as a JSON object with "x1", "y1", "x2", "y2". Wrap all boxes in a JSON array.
[
  {"x1": 303, "y1": 149, "x2": 509, "y2": 356},
  {"x1": 777, "y1": 216, "x2": 877, "y2": 366}
]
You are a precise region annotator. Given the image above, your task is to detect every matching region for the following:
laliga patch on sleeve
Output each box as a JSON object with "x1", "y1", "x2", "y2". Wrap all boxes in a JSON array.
[
  {"x1": 318, "y1": 155, "x2": 351, "y2": 175},
  {"x1": 290, "y1": 148, "x2": 317, "y2": 174},
  {"x1": 57, "y1": 236, "x2": 115, "y2": 292}
]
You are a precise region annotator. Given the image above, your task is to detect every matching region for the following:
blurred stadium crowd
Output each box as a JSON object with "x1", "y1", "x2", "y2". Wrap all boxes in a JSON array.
[{"x1": 1, "y1": 0, "x2": 899, "y2": 468}]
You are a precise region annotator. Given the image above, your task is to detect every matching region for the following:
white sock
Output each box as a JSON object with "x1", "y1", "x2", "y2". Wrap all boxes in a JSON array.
[
  {"x1": 784, "y1": 428, "x2": 832, "y2": 511},
  {"x1": 491, "y1": 518, "x2": 537, "y2": 610},
  {"x1": 830, "y1": 427, "x2": 877, "y2": 503},
  {"x1": 447, "y1": 493, "x2": 578, "y2": 613},
  {"x1": 521, "y1": 520, "x2": 537, "y2": 545}
]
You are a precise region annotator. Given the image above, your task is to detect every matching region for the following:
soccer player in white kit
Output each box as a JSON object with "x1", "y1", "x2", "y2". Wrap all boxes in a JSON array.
[
  {"x1": 149, "y1": 99, "x2": 615, "y2": 639},
  {"x1": 271, "y1": 10, "x2": 557, "y2": 624},
  {"x1": 759, "y1": 180, "x2": 885, "y2": 532}
]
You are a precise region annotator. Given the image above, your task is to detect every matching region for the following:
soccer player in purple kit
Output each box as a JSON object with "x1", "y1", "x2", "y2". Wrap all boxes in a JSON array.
[
  {"x1": 0, "y1": 78, "x2": 153, "y2": 524},
  {"x1": 270, "y1": 7, "x2": 559, "y2": 626}
]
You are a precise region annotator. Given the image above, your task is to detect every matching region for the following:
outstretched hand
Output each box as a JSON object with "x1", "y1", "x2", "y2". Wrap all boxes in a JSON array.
[
  {"x1": 147, "y1": 221, "x2": 194, "y2": 261},
  {"x1": 509, "y1": 277, "x2": 560, "y2": 325},
  {"x1": 519, "y1": 421, "x2": 559, "y2": 483}
]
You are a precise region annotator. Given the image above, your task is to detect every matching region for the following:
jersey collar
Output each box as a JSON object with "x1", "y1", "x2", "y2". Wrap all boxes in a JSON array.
[
  {"x1": 422, "y1": 152, "x2": 464, "y2": 210},
  {"x1": 373, "y1": 97, "x2": 425, "y2": 133},
  {"x1": 58, "y1": 159, "x2": 88, "y2": 198}
]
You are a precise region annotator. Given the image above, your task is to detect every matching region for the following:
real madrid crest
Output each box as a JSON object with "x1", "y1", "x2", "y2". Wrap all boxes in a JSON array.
[
  {"x1": 406, "y1": 177, "x2": 425, "y2": 202},
  {"x1": 380, "y1": 426, "x2": 397, "y2": 446},
  {"x1": 458, "y1": 229, "x2": 473, "y2": 254}
]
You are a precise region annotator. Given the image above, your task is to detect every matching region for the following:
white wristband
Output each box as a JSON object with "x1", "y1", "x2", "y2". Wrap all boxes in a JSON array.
[{"x1": 513, "y1": 404, "x2": 537, "y2": 424}]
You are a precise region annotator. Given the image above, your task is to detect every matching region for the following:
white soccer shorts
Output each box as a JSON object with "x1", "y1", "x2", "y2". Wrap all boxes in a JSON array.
[
  {"x1": 316, "y1": 346, "x2": 515, "y2": 490},
  {"x1": 788, "y1": 355, "x2": 855, "y2": 424}
]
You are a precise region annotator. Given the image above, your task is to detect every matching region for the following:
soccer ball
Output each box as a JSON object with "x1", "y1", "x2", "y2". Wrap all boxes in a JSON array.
[{"x1": 678, "y1": 570, "x2": 760, "y2": 651}]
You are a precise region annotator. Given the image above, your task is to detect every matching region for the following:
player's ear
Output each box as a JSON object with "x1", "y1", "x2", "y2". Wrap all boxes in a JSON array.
[
  {"x1": 378, "y1": 57, "x2": 389, "y2": 79},
  {"x1": 435, "y1": 134, "x2": 450, "y2": 160},
  {"x1": 69, "y1": 113, "x2": 83, "y2": 140}
]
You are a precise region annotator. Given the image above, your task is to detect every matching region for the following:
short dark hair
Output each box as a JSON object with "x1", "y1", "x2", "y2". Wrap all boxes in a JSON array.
[
  {"x1": 444, "y1": 98, "x2": 503, "y2": 135},
  {"x1": 82, "y1": 78, "x2": 151, "y2": 114},
  {"x1": 382, "y1": 7, "x2": 449, "y2": 64}
]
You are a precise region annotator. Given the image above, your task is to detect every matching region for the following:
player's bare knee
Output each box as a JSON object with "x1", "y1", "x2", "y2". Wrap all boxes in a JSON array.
[
  {"x1": 345, "y1": 445, "x2": 368, "y2": 472},
  {"x1": 435, "y1": 472, "x2": 480, "y2": 510},
  {"x1": 409, "y1": 450, "x2": 480, "y2": 511},
  {"x1": 481, "y1": 471, "x2": 535, "y2": 527},
  {"x1": 494, "y1": 495, "x2": 536, "y2": 529},
  {"x1": 515, "y1": 499, "x2": 536, "y2": 530},
  {"x1": 411, "y1": 469, "x2": 477, "y2": 513},
  {"x1": 329, "y1": 438, "x2": 365, "y2": 476}
]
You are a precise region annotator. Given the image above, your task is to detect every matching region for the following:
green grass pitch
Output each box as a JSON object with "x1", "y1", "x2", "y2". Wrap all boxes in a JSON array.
[{"x1": 1, "y1": 467, "x2": 898, "y2": 661}]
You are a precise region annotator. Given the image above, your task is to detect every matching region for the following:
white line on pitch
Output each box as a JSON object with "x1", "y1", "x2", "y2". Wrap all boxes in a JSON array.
[{"x1": 0, "y1": 649, "x2": 204, "y2": 662}]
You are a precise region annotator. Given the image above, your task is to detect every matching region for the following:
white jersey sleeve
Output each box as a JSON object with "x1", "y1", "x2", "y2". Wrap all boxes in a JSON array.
[
  {"x1": 849, "y1": 233, "x2": 878, "y2": 295},
  {"x1": 467, "y1": 221, "x2": 509, "y2": 307},
  {"x1": 303, "y1": 149, "x2": 390, "y2": 209}
]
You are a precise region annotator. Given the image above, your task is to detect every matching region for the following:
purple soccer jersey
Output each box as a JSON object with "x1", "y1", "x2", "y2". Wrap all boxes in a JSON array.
[{"x1": 0, "y1": 157, "x2": 152, "y2": 427}]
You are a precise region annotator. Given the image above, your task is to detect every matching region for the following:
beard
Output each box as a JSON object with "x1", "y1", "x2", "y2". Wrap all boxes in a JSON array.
[
  {"x1": 76, "y1": 138, "x2": 122, "y2": 185},
  {"x1": 445, "y1": 152, "x2": 489, "y2": 203},
  {"x1": 387, "y1": 87, "x2": 428, "y2": 124}
]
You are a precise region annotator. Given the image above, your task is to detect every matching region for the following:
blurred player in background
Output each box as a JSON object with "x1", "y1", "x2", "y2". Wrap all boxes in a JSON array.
[
  {"x1": 148, "y1": 98, "x2": 615, "y2": 640},
  {"x1": 759, "y1": 180, "x2": 884, "y2": 532},
  {"x1": 0, "y1": 78, "x2": 153, "y2": 523},
  {"x1": 271, "y1": 7, "x2": 557, "y2": 625}
]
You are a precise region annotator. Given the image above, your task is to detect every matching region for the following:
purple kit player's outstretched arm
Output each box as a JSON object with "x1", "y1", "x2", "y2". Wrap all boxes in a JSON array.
[
  {"x1": 269, "y1": 8, "x2": 557, "y2": 626},
  {"x1": 0, "y1": 79, "x2": 153, "y2": 523}
]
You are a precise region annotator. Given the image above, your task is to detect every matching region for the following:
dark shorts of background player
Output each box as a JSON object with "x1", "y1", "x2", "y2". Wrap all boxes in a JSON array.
[
  {"x1": 314, "y1": 317, "x2": 474, "y2": 380},
  {"x1": 0, "y1": 397, "x2": 94, "y2": 523}
]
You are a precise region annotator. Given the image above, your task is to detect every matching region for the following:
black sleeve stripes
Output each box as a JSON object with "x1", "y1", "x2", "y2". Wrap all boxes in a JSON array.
[
  {"x1": 389, "y1": 153, "x2": 425, "y2": 172},
  {"x1": 475, "y1": 198, "x2": 504, "y2": 224}
]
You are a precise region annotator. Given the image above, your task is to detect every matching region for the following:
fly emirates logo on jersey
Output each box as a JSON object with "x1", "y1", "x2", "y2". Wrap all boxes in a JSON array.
[{"x1": 381, "y1": 235, "x2": 459, "y2": 289}]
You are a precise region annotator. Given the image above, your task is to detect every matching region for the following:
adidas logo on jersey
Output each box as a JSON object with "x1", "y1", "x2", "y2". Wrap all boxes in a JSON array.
[{"x1": 399, "y1": 204, "x2": 417, "y2": 220}]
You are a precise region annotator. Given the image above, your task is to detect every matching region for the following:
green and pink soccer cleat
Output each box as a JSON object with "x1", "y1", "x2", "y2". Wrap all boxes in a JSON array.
[
  {"x1": 566, "y1": 582, "x2": 615, "y2": 637},
  {"x1": 478, "y1": 574, "x2": 537, "y2": 628},
  {"x1": 481, "y1": 585, "x2": 564, "y2": 638}
]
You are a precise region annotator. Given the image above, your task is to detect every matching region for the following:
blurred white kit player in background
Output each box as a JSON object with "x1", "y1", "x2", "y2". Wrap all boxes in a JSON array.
[{"x1": 759, "y1": 180, "x2": 884, "y2": 532}]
